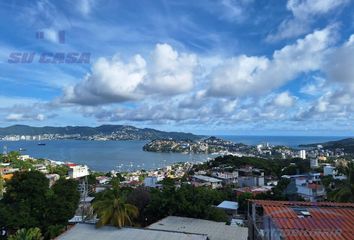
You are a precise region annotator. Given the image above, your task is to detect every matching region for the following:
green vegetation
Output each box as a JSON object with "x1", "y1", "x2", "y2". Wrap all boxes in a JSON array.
[
  {"x1": 0, "y1": 174, "x2": 4, "y2": 198},
  {"x1": 324, "y1": 162, "x2": 354, "y2": 202},
  {"x1": 8, "y1": 228, "x2": 43, "y2": 240},
  {"x1": 93, "y1": 183, "x2": 138, "y2": 228},
  {"x1": 0, "y1": 171, "x2": 80, "y2": 239},
  {"x1": 47, "y1": 164, "x2": 69, "y2": 177},
  {"x1": 142, "y1": 184, "x2": 229, "y2": 225},
  {"x1": 0, "y1": 151, "x2": 47, "y2": 171}
]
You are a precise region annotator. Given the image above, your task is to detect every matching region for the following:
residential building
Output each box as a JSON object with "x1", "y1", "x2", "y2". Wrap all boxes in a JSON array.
[
  {"x1": 235, "y1": 186, "x2": 272, "y2": 197},
  {"x1": 96, "y1": 176, "x2": 110, "y2": 184},
  {"x1": 216, "y1": 200, "x2": 239, "y2": 216},
  {"x1": 237, "y1": 167, "x2": 264, "y2": 187},
  {"x1": 144, "y1": 176, "x2": 160, "y2": 188},
  {"x1": 282, "y1": 173, "x2": 325, "y2": 201},
  {"x1": 67, "y1": 164, "x2": 89, "y2": 179},
  {"x1": 310, "y1": 158, "x2": 318, "y2": 168},
  {"x1": 248, "y1": 200, "x2": 354, "y2": 240},
  {"x1": 323, "y1": 164, "x2": 336, "y2": 176},
  {"x1": 191, "y1": 175, "x2": 222, "y2": 189},
  {"x1": 148, "y1": 216, "x2": 248, "y2": 240},
  {"x1": 211, "y1": 171, "x2": 238, "y2": 184},
  {"x1": 58, "y1": 223, "x2": 207, "y2": 240},
  {"x1": 299, "y1": 150, "x2": 306, "y2": 159}
]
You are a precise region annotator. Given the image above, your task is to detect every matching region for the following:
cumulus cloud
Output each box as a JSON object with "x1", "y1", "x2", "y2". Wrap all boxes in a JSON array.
[
  {"x1": 5, "y1": 113, "x2": 46, "y2": 121},
  {"x1": 273, "y1": 92, "x2": 296, "y2": 107},
  {"x1": 141, "y1": 43, "x2": 198, "y2": 95},
  {"x1": 62, "y1": 54, "x2": 146, "y2": 105},
  {"x1": 267, "y1": 0, "x2": 348, "y2": 41},
  {"x1": 325, "y1": 34, "x2": 354, "y2": 90},
  {"x1": 208, "y1": 27, "x2": 334, "y2": 97},
  {"x1": 61, "y1": 43, "x2": 197, "y2": 105},
  {"x1": 297, "y1": 34, "x2": 354, "y2": 120}
]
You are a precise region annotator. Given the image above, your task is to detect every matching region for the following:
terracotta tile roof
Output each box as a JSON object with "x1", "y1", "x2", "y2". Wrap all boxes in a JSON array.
[{"x1": 251, "y1": 200, "x2": 354, "y2": 240}]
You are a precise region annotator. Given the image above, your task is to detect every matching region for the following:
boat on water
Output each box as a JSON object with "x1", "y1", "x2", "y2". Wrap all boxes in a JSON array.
[
  {"x1": 19, "y1": 148, "x2": 26, "y2": 151},
  {"x1": 37, "y1": 143, "x2": 46, "y2": 146}
]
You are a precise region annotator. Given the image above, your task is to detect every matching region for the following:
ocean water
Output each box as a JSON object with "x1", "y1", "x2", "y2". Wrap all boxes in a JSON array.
[
  {"x1": 0, "y1": 136, "x2": 346, "y2": 172},
  {"x1": 0, "y1": 140, "x2": 210, "y2": 172}
]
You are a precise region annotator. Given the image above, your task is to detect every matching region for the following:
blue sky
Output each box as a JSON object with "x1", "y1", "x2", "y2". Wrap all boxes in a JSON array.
[{"x1": 0, "y1": 0, "x2": 354, "y2": 135}]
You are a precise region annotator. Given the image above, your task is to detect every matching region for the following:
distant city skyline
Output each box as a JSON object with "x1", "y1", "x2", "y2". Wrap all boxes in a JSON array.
[{"x1": 1, "y1": 0, "x2": 354, "y2": 135}]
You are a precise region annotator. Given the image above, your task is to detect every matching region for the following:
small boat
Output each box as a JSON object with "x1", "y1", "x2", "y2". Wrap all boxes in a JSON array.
[
  {"x1": 19, "y1": 148, "x2": 26, "y2": 151},
  {"x1": 37, "y1": 143, "x2": 46, "y2": 146}
]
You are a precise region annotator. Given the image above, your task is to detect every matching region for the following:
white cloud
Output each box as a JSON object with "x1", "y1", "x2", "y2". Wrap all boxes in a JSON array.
[
  {"x1": 5, "y1": 113, "x2": 46, "y2": 121},
  {"x1": 300, "y1": 76, "x2": 325, "y2": 95},
  {"x1": 218, "y1": 0, "x2": 254, "y2": 22},
  {"x1": 209, "y1": 27, "x2": 334, "y2": 97},
  {"x1": 267, "y1": 0, "x2": 348, "y2": 41},
  {"x1": 273, "y1": 92, "x2": 295, "y2": 107},
  {"x1": 62, "y1": 43, "x2": 198, "y2": 105},
  {"x1": 62, "y1": 54, "x2": 146, "y2": 105},
  {"x1": 325, "y1": 34, "x2": 354, "y2": 91},
  {"x1": 142, "y1": 43, "x2": 198, "y2": 95},
  {"x1": 77, "y1": 0, "x2": 95, "y2": 16}
]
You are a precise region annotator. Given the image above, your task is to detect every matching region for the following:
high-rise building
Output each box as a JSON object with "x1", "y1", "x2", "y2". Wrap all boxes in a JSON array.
[{"x1": 299, "y1": 149, "x2": 306, "y2": 159}]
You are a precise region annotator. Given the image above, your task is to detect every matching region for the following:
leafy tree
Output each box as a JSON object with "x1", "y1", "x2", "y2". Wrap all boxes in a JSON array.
[
  {"x1": 45, "y1": 179, "x2": 80, "y2": 226},
  {"x1": 47, "y1": 165, "x2": 69, "y2": 177},
  {"x1": 43, "y1": 225, "x2": 64, "y2": 240},
  {"x1": 237, "y1": 192, "x2": 253, "y2": 214},
  {"x1": 3, "y1": 151, "x2": 20, "y2": 163},
  {"x1": 0, "y1": 171, "x2": 80, "y2": 239},
  {"x1": 0, "y1": 174, "x2": 4, "y2": 198},
  {"x1": 1, "y1": 171, "x2": 49, "y2": 230},
  {"x1": 8, "y1": 228, "x2": 43, "y2": 240},
  {"x1": 143, "y1": 185, "x2": 228, "y2": 225}
]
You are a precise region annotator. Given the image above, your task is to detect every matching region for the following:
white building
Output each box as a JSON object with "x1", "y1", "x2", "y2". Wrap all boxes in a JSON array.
[
  {"x1": 299, "y1": 150, "x2": 306, "y2": 159},
  {"x1": 68, "y1": 164, "x2": 89, "y2": 179},
  {"x1": 323, "y1": 165, "x2": 336, "y2": 176},
  {"x1": 144, "y1": 176, "x2": 160, "y2": 188},
  {"x1": 310, "y1": 158, "x2": 319, "y2": 168}
]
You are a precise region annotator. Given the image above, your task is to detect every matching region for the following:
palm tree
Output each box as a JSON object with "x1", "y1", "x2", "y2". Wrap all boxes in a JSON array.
[
  {"x1": 8, "y1": 228, "x2": 43, "y2": 240},
  {"x1": 330, "y1": 161, "x2": 354, "y2": 202},
  {"x1": 93, "y1": 185, "x2": 138, "y2": 228}
]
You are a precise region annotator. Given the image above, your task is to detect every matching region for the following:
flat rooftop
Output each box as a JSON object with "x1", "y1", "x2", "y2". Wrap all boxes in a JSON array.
[
  {"x1": 58, "y1": 223, "x2": 207, "y2": 240},
  {"x1": 217, "y1": 200, "x2": 238, "y2": 210},
  {"x1": 148, "y1": 216, "x2": 248, "y2": 240},
  {"x1": 192, "y1": 175, "x2": 222, "y2": 183}
]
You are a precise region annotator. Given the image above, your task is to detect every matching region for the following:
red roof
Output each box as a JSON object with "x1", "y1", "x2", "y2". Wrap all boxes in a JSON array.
[
  {"x1": 66, "y1": 163, "x2": 77, "y2": 167},
  {"x1": 251, "y1": 200, "x2": 354, "y2": 240}
]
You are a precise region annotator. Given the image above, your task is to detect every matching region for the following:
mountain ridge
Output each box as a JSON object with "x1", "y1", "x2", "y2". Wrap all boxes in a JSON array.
[
  {"x1": 0, "y1": 124, "x2": 203, "y2": 141},
  {"x1": 299, "y1": 137, "x2": 354, "y2": 153}
]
